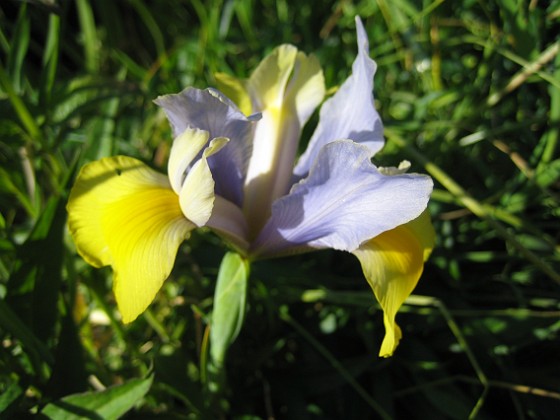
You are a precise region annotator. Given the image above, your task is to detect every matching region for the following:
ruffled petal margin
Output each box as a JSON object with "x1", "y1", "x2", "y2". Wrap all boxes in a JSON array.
[
  {"x1": 353, "y1": 210, "x2": 435, "y2": 357},
  {"x1": 294, "y1": 17, "x2": 384, "y2": 179},
  {"x1": 67, "y1": 156, "x2": 194, "y2": 323}
]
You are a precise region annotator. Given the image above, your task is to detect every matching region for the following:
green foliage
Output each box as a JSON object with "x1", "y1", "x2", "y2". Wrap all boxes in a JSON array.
[
  {"x1": 41, "y1": 374, "x2": 153, "y2": 419},
  {"x1": 0, "y1": 0, "x2": 559, "y2": 418}
]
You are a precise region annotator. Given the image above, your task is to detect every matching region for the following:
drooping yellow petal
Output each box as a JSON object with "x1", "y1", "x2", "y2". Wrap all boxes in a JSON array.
[
  {"x1": 180, "y1": 137, "x2": 229, "y2": 226},
  {"x1": 67, "y1": 156, "x2": 194, "y2": 323},
  {"x1": 406, "y1": 209, "x2": 436, "y2": 262},
  {"x1": 353, "y1": 210, "x2": 435, "y2": 357},
  {"x1": 215, "y1": 72, "x2": 253, "y2": 116}
]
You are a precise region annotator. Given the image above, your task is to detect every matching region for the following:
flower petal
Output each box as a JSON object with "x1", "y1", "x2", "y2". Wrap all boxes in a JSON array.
[
  {"x1": 180, "y1": 137, "x2": 229, "y2": 226},
  {"x1": 155, "y1": 87, "x2": 256, "y2": 206},
  {"x1": 294, "y1": 17, "x2": 384, "y2": 178},
  {"x1": 243, "y1": 45, "x2": 325, "y2": 235},
  {"x1": 67, "y1": 156, "x2": 194, "y2": 323},
  {"x1": 207, "y1": 195, "x2": 250, "y2": 253},
  {"x1": 353, "y1": 210, "x2": 435, "y2": 357},
  {"x1": 251, "y1": 140, "x2": 433, "y2": 257},
  {"x1": 246, "y1": 44, "x2": 299, "y2": 110},
  {"x1": 167, "y1": 128, "x2": 212, "y2": 194},
  {"x1": 283, "y1": 51, "x2": 325, "y2": 128}
]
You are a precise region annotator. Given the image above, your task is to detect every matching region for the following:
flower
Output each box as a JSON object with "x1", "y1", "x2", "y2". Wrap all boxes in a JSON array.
[{"x1": 67, "y1": 17, "x2": 434, "y2": 357}]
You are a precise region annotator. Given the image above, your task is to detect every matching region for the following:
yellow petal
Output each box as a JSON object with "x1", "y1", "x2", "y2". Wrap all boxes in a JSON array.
[
  {"x1": 284, "y1": 51, "x2": 325, "y2": 124},
  {"x1": 248, "y1": 44, "x2": 298, "y2": 109},
  {"x1": 353, "y1": 210, "x2": 435, "y2": 357},
  {"x1": 215, "y1": 72, "x2": 253, "y2": 116},
  {"x1": 67, "y1": 156, "x2": 194, "y2": 323},
  {"x1": 407, "y1": 210, "x2": 436, "y2": 262},
  {"x1": 167, "y1": 128, "x2": 211, "y2": 194},
  {"x1": 180, "y1": 137, "x2": 229, "y2": 226}
]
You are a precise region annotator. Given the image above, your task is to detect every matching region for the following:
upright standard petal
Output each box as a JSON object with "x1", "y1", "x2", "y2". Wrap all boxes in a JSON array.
[
  {"x1": 155, "y1": 88, "x2": 256, "y2": 206},
  {"x1": 294, "y1": 17, "x2": 384, "y2": 179},
  {"x1": 353, "y1": 211, "x2": 435, "y2": 357},
  {"x1": 251, "y1": 140, "x2": 433, "y2": 258},
  {"x1": 67, "y1": 156, "x2": 194, "y2": 323},
  {"x1": 243, "y1": 45, "x2": 325, "y2": 236}
]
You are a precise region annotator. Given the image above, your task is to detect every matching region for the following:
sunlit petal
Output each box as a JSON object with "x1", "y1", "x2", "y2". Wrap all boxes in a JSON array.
[
  {"x1": 180, "y1": 137, "x2": 229, "y2": 226},
  {"x1": 167, "y1": 128, "x2": 211, "y2": 194},
  {"x1": 247, "y1": 44, "x2": 299, "y2": 110},
  {"x1": 243, "y1": 46, "x2": 325, "y2": 235},
  {"x1": 294, "y1": 17, "x2": 383, "y2": 178},
  {"x1": 353, "y1": 211, "x2": 435, "y2": 357},
  {"x1": 284, "y1": 51, "x2": 325, "y2": 128},
  {"x1": 67, "y1": 156, "x2": 194, "y2": 322},
  {"x1": 252, "y1": 140, "x2": 432, "y2": 257}
]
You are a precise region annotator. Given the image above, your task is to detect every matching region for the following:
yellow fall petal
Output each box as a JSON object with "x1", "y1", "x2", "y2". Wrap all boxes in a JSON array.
[
  {"x1": 67, "y1": 156, "x2": 194, "y2": 323},
  {"x1": 353, "y1": 210, "x2": 435, "y2": 357}
]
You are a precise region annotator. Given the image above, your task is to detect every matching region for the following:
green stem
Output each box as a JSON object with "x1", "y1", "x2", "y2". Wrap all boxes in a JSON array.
[{"x1": 0, "y1": 64, "x2": 41, "y2": 141}]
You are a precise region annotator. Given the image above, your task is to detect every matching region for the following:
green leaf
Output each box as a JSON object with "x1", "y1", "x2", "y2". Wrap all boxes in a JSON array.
[
  {"x1": 210, "y1": 252, "x2": 250, "y2": 368},
  {"x1": 76, "y1": 0, "x2": 99, "y2": 73},
  {"x1": 0, "y1": 166, "x2": 36, "y2": 218},
  {"x1": 0, "y1": 297, "x2": 53, "y2": 380},
  {"x1": 535, "y1": 159, "x2": 560, "y2": 188},
  {"x1": 39, "y1": 12, "x2": 61, "y2": 113},
  {"x1": 41, "y1": 375, "x2": 153, "y2": 420},
  {"x1": 6, "y1": 3, "x2": 30, "y2": 94},
  {"x1": 45, "y1": 313, "x2": 88, "y2": 399},
  {"x1": 0, "y1": 380, "x2": 24, "y2": 415},
  {"x1": 7, "y1": 196, "x2": 66, "y2": 342}
]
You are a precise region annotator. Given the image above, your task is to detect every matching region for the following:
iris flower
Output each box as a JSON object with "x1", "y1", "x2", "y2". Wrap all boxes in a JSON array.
[{"x1": 67, "y1": 17, "x2": 434, "y2": 357}]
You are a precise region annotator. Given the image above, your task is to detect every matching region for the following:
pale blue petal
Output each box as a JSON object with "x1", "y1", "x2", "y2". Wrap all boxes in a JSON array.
[
  {"x1": 155, "y1": 87, "x2": 258, "y2": 206},
  {"x1": 294, "y1": 17, "x2": 384, "y2": 179},
  {"x1": 251, "y1": 140, "x2": 433, "y2": 258}
]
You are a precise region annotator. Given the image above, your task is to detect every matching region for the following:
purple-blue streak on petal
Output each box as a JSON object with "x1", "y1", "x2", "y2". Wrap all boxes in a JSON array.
[
  {"x1": 293, "y1": 17, "x2": 384, "y2": 179},
  {"x1": 251, "y1": 140, "x2": 433, "y2": 258},
  {"x1": 154, "y1": 87, "x2": 258, "y2": 206}
]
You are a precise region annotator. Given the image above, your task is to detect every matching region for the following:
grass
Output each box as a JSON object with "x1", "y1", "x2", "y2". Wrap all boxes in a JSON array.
[{"x1": 1, "y1": 0, "x2": 559, "y2": 418}]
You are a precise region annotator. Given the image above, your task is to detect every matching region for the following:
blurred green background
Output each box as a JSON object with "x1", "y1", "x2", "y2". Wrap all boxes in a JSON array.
[{"x1": 1, "y1": 0, "x2": 559, "y2": 418}]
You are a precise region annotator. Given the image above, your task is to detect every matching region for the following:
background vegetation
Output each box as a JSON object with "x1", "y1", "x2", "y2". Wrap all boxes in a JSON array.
[{"x1": 1, "y1": 0, "x2": 559, "y2": 418}]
